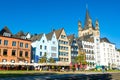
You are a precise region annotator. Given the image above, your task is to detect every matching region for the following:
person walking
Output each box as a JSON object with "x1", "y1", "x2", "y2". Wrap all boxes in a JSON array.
[{"x1": 102, "y1": 66, "x2": 105, "y2": 73}]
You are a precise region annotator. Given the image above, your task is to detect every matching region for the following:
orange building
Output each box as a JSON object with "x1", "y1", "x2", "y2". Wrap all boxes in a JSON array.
[{"x1": 0, "y1": 26, "x2": 31, "y2": 64}]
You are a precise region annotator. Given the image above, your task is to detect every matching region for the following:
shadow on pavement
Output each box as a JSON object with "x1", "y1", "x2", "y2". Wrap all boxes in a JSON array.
[{"x1": 1, "y1": 73, "x2": 120, "y2": 80}]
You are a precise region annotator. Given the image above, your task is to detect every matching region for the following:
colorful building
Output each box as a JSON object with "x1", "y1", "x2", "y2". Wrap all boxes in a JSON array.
[
  {"x1": 54, "y1": 28, "x2": 71, "y2": 64},
  {"x1": 0, "y1": 26, "x2": 31, "y2": 70},
  {"x1": 31, "y1": 31, "x2": 58, "y2": 63}
]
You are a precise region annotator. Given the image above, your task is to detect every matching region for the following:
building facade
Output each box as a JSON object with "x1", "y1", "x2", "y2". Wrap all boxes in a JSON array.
[
  {"x1": 46, "y1": 31, "x2": 58, "y2": 61},
  {"x1": 31, "y1": 31, "x2": 58, "y2": 63},
  {"x1": 115, "y1": 50, "x2": 120, "y2": 67},
  {"x1": 67, "y1": 34, "x2": 78, "y2": 64},
  {"x1": 100, "y1": 38, "x2": 116, "y2": 67},
  {"x1": 54, "y1": 28, "x2": 71, "y2": 64},
  {"x1": 0, "y1": 27, "x2": 31, "y2": 64},
  {"x1": 31, "y1": 33, "x2": 48, "y2": 63}
]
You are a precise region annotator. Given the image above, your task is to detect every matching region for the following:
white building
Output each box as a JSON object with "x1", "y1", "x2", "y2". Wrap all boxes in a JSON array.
[
  {"x1": 77, "y1": 36, "x2": 95, "y2": 69},
  {"x1": 100, "y1": 38, "x2": 116, "y2": 68},
  {"x1": 31, "y1": 32, "x2": 58, "y2": 63},
  {"x1": 46, "y1": 31, "x2": 58, "y2": 61},
  {"x1": 115, "y1": 50, "x2": 120, "y2": 67}
]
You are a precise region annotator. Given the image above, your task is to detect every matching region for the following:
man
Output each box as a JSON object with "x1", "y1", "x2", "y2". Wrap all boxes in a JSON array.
[{"x1": 102, "y1": 66, "x2": 105, "y2": 73}]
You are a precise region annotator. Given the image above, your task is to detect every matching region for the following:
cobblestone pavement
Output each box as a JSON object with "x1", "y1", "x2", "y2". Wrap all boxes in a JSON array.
[{"x1": 0, "y1": 72, "x2": 120, "y2": 80}]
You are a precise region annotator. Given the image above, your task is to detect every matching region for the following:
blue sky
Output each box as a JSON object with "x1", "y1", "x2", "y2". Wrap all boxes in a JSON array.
[{"x1": 0, "y1": 0, "x2": 120, "y2": 48}]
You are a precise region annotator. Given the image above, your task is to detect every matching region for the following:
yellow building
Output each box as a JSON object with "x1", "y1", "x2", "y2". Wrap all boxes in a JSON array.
[{"x1": 54, "y1": 28, "x2": 71, "y2": 65}]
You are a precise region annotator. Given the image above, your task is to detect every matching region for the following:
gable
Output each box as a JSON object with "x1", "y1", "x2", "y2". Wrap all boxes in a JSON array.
[{"x1": 58, "y1": 29, "x2": 68, "y2": 41}]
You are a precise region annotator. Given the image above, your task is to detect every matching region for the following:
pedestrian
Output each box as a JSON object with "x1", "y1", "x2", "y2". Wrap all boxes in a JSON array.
[{"x1": 102, "y1": 66, "x2": 105, "y2": 73}]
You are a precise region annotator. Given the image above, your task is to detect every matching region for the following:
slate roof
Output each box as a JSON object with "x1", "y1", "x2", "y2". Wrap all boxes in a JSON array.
[
  {"x1": 0, "y1": 26, "x2": 12, "y2": 35},
  {"x1": 54, "y1": 28, "x2": 63, "y2": 39},
  {"x1": 46, "y1": 31, "x2": 54, "y2": 40},
  {"x1": 100, "y1": 37, "x2": 111, "y2": 43},
  {"x1": 77, "y1": 34, "x2": 94, "y2": 43},
  {"x1": 67, "y1": 34, "x2": 74, "y2": 44},
  {"x1": 30, "y1": 33, "x2": 43, "y2": 42}
]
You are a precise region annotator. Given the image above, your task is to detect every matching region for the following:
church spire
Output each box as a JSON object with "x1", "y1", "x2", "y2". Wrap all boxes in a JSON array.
[{"x1": 84, "y1": 7, "x2": 92, "y2": 29}]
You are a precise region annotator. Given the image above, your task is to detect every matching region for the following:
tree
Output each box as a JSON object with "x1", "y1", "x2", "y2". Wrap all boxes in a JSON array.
[
  {"x1": 75, "y1": 54, "x2": 87, "y2": 65},
  {"x1": 49, "y1": 57, "x2": 55, "y2": 63},
  {"x1": 75, "y1": 53, "x2": 87, "y2": 70},
  {"x1": 38, "y1": 53, "x2": 47, "y2": 63},
  {"x1": 117, "y1": 49, "x2": 120, "y2": 52}
]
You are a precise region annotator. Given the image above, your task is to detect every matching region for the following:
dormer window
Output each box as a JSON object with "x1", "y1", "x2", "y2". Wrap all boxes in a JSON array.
[
  {"x1": 21, "y1": 36, "x2": 26, "y2": 39},
  {"x1": 3, "y1": 32, "x2": 11, "y2": 37}
]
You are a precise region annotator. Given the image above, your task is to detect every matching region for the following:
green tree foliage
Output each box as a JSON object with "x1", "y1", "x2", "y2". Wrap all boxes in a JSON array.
[
  {"x1": 49, "y1": 57, "x2": 55, "y2": 63},
  {"x1": 75, "y1": 54, "x2": 87, "y2": 65},
  {"x1": 38, "y1": 53, "x2": 47, "y2": 63},
  {"x1": 117, "y1": 49, "x2": 120, "y2": 52}
]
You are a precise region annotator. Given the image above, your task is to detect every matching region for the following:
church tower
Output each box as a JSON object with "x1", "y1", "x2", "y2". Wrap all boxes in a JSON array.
[{"x1": 78, "y1": 8, "x2": 100, "y2": 38}]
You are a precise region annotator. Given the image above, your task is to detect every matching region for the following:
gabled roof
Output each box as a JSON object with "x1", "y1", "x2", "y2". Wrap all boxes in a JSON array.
[
  {"x1": 31, "y1": 33, "x2": 43, "y2": 42},
  {"x1": 100, "y1": 37, "x2": 111, "y2": 43},
  {"x1": 67, "y1": 34, "x2": 74, "y2": 44},
  {"x1": 16, "y1": 31, "x2": 25, "y2": 36},
  {"x1": 54, "y1": 28, "x2": 63, "y2": 39},
  {"x1": 13, "y1": 31, "x2": 25, "y2": 38},
  {"x1": 46, "y1": 31, "x2": 54, "y2": 40},
  {"x1": 0, "y1": 26, "x2": 12, "y2": 35}
]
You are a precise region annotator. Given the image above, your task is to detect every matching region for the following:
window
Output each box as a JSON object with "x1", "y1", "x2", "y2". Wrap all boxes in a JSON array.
[
  {"x1": 11, "y1": 59, "x2": 15, "y2": 63},
  {"x1": 61, "y1": 35, "x2": 66, "y2": 39},
  {"x1": 40, "y1": 45, "x2": 42, "y2": 49},
  {"x1": 44, "y1": 52, "x2": 47, "y2": 56},
  {"x1": 51, "y1": 53, "x2": 56, "y2": 57},
  {"x1": 25, "y1": 51, "x2": 28, "y2": 57},
  {"x1": 0, "y1": 39, "x2": 1, "y2": 44},
  {"x1": 3, "y1": 49, "x2": 7, "y2": 56},
  {"x1": 44, "y1": 46, "x2": 47, "y2": 50},
  {"x1": 53, "y1": 41, "x2": 55, "y2": 44},
  {"x1": 19, "y1": 51, "x2": 23, "y2": 57},
  {"x1": 4, "y1": 40, "x2": 8, "y2": 45},
  {"x1": 2, "y1": 59, "x2": 7, "y2": 62},
  {"x1": 20, "y1": 42, "x2": 23, "y2": 47},
  {"x1": 40, "y1": 52, "x2": 42, "y2": 56},
  {"x1": 51, "y1": 47, "x2": 56, "y2": 51},
  {"x1": 25, "y1": 60, "x2": 28, "y2": 63},
  {"x1": 42, "y1": 40, "x2": 44, "y2": 43},
  {"x1": 12, "y1": 41, "x2": 16, "y2": 46},
  {"x1": 12, "y1": 50, "x2": 16, "y2": 56},
  {"x1": 3, "y1": 32, "x2": 11, "y2": 37},
  {"x1": 25, "y1": 43, "x2": 28, "y2": 48}
]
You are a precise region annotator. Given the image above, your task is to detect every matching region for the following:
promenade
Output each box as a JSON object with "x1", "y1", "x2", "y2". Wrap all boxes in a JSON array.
[{"x1": 0, "y1": 71, "x2": 120, "y2": 80}]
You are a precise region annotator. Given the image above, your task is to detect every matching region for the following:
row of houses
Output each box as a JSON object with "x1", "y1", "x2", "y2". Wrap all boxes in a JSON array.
[{"x1": 0, "y1": 9, "x2": 120, "y2": 70}]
